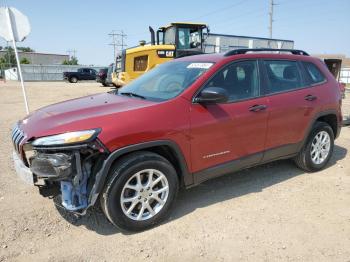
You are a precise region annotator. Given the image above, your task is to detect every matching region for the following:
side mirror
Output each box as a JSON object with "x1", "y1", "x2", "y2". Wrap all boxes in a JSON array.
[{"x1": 194, "y1": 87, "x2": 228, "y2": 104}]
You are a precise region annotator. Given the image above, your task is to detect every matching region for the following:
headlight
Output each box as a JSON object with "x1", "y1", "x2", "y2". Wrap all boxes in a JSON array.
[{"x1": 32, "y1": 129, "x2": 100, "y2": 146}]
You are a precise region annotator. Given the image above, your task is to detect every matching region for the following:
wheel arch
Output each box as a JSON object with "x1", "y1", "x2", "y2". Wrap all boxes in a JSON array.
[
  {"x1": 69, "y1": 75, "x2": 78, "y2": 81},
  {"x1": 315, "y1": 114, "x2": 338, "y2": 138},
  {"x1": 88, "y1": 140, "x2": 191, "y2": 208},
  {"x1": 300, "y1": 109, "x2": 340, "y2": 152}
]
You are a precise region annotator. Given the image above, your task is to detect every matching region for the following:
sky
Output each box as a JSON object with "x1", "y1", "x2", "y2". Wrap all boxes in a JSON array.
[{"x1": 0, "y1": 0, "x2": 349, "y2": 66}]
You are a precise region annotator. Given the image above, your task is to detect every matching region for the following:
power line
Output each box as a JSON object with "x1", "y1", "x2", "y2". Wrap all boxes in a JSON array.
[
  {"x1": 218, "y1": 13, "x2": 266, "y2": 34},
  {"x1": 190, "y1": 0, "x2": 248, "y2": 21},
  {"x1": 109, "y1": 30, "x2": 127, "y2": 61},
  {"x1": 66, "y1": 49, "x2": 77, "y2": 59},
  {"x1": 211, "y1": 8, "x2": 266, "y2": 27}
]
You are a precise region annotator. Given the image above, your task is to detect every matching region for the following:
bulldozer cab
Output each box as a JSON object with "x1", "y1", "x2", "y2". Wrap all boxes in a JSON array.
[
  {"x1": 158, "y1": 22, "x2": 208, "y2": 57},
  {"x1": 112, "y1": 22, "x2": 208, "y2": 87}
]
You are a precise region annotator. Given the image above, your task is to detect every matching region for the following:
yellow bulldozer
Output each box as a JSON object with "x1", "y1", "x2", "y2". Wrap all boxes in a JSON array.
[{"x1": 112, "y1": 22, "x2": 208, "y2": 87}]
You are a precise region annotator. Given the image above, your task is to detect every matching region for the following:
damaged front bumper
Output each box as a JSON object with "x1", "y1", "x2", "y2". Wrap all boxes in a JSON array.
[
  {"x1": 12, "y1": 136, "x2": 108, "y2": 214},
  {"x1": 12, "y1": 151, "x2": 34, "y2": 185}
]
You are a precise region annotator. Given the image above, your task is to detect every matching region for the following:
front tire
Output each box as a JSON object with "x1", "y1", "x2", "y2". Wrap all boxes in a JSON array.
[
  {"x1": 100, "y1": 151, "x2": 179, "y2": 232},
  {"x1": 294, "y1": 121, "x2": 334, "y2": 172}
]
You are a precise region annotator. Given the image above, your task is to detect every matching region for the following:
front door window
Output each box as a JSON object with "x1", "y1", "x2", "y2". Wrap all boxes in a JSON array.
[{"x1": 205, "y1": 60, "x2": 260, "y2": 101}]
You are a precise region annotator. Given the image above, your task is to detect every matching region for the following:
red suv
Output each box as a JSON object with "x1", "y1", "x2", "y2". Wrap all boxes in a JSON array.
[{"x1": 12, "y1": 49, "x2": 342, "y2": 231}]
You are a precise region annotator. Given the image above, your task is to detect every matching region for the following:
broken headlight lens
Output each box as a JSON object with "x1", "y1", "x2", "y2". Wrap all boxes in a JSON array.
[{"x1": 32, "y1": 129, "x2": 99, "y2": 146}]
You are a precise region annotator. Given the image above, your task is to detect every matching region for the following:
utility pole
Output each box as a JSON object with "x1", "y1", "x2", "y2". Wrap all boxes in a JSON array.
[
  {"x1": 108, "y1": 31, "x2": 117, "y2": 61},
  {"x1": 66, "y1": 49, "x2": 77, "y2": 59},
  {"x1": 109, "y1": 30, "x2": 127, "y2": 61},
  {"x1": 269, "y1": 0, "x2": 274, "y2": 38}
]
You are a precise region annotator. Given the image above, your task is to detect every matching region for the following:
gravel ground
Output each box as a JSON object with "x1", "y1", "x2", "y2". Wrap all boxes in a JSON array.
[{"x1": 0, "y1": 81, "x2": 349, "y2": 262}]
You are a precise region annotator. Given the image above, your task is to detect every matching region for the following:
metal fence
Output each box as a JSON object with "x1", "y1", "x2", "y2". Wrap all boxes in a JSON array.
[
  {"x1": 343, "y1": 89, "x2": 350, "y2": 125},
  {"x1": 2, "y1": 64, "x2": 105, "y2": 81},
  {"x1": 340, "y1": 67, "x2": 350, "y2": 84}
]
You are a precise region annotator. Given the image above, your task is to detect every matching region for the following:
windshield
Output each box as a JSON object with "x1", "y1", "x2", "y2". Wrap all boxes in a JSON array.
[
  {"x1": 118, "y1": 61, "x2": 213, "y2": 101},
  {"x1": 116, "y1": 54, "x2": 123, "y2": 72},
  {"x1": 163, "y1": 26, "x2": 176, "y2": 45}
]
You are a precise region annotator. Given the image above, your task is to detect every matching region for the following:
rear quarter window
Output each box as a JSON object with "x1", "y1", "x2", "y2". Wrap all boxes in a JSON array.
[{"x1": 302, "y1": 61, "x2": 326, "y2": 84}]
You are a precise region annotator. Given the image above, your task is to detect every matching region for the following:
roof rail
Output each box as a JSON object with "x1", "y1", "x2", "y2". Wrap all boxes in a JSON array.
[{"x1": 224, "y1": 48, "x2": 309, "y2": 56}]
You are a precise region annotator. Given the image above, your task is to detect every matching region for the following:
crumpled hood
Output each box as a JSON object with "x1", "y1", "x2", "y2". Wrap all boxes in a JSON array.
[{"x1": 18, "y1": 92, "x2": 154, "y2": 140}]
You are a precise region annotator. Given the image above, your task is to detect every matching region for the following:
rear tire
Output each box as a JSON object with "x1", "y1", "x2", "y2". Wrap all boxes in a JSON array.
[
  {"x1": 100, "y1": 151, "x2": 179, "y2": 232},
  {"x1": 294, "y1": 121, "x2": 334, "y2": 172},
  {"x1": 69, "y1": 76, "x2": 78, "y2": 83}
]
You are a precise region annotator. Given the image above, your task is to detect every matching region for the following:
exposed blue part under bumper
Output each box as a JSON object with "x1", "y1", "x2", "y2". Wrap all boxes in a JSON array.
[{"x1": 61, "y1": 180, "x2": 88, "y2": 211}]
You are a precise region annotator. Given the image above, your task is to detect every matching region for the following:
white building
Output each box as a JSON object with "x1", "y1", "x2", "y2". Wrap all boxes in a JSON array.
[{"x1": 205, "y1": 33, "x2": 294, "y2": 53}]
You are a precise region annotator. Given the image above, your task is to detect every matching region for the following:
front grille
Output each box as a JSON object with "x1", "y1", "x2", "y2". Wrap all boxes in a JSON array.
[{"x1": 11, "y1": 125, "x2": 26, "y2": 155}]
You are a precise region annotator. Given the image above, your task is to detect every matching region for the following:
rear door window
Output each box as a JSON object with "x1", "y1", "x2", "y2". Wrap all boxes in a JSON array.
[
  {"x1": 302, "y1": 61, "x2": 326, "y2": 84},
  {"x1": 263, "y1": 60, "x2": 303, "y2": 94}
]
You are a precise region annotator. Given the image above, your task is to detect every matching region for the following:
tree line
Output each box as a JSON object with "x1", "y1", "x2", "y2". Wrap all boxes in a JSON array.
[
  {"x1": 0, "y1": 46, "x2": 33, "y2": 68},
  {"x1": 0, "y1": 46, "x2": 79, "y2": 69}
]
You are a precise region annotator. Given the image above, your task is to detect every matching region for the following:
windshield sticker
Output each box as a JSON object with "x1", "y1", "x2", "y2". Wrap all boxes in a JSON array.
[{"x1": 187, "y1": 63, "x2": 213, "y2": 69}]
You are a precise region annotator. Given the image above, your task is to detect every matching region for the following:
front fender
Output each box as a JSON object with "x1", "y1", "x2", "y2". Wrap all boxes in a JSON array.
[{"x1": 87, "y1": 139, "x2": 191, "y2": 209}]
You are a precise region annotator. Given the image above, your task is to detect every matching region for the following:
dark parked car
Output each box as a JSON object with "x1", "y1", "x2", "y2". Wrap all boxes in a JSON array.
[
  {"x1": 63, "y1": 68, "x2": 97, "y2": 83},
  {"x1": 96, "y1": 68, "x2": 108, "y2": 86},
  {"x1": 12, "y1": 48, "x2": 342, "y2": 232},
  {"x1": 96, "y1": 65, "x2": 114, "y2": 87},
  {"x1": 105, "y1": 63, "x2": 114, "y2": 86}
]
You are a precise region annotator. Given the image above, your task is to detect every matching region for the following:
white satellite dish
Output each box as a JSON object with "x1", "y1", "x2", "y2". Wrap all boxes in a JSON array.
[{"x1": 0, "y1": 7, "x2": 31, "y2": 114}]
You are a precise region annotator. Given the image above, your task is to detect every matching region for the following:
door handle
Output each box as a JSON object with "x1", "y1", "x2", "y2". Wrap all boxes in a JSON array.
[
  {"x1": 305, "y1": 94, "x2": 317, "y2": 101},
  {"x1": 249, "y1": 104, "x2": 267, "y2": 112}
]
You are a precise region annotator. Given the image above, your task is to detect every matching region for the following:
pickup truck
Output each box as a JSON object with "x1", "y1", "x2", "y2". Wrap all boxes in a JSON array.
[{"x1": 63, "y1": 68, "x2": 97, "y2": 83}]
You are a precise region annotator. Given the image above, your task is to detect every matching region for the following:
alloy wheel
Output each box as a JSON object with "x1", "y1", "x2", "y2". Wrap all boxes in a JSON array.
[
  {"x1": 310, "y1": 131, "x2": 331, "y2": 165},
  {"x1": 120, "y1": 169, "x2": 169, "y2": 221}
]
